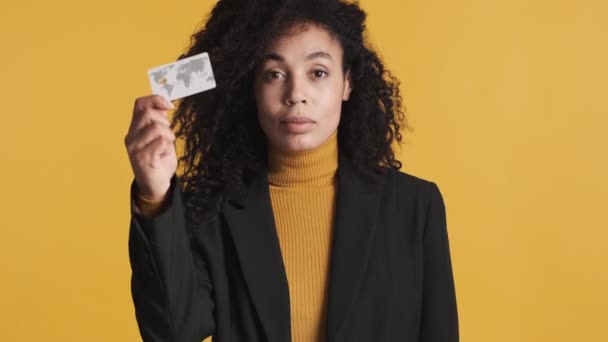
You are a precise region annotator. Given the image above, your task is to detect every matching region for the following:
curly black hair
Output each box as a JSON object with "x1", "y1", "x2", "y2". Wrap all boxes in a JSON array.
[{"x1": 169, "y1": 0, "x2": 411, "y2": 226}]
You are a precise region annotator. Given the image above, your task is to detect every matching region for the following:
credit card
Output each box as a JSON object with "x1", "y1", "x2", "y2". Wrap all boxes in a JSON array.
[{"x1": 147, "y1": 52, "x2": 216, "y2": 101}]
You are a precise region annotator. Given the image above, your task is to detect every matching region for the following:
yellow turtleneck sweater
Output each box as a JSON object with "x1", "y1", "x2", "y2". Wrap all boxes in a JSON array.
[{"x1": 135, "y1": 129, "x2": 338, "y2": 342}]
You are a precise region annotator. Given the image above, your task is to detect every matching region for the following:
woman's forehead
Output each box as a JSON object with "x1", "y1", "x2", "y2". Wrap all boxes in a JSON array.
[{"x1": 262, "y1": 23, "x2": 342, "y2": 61}]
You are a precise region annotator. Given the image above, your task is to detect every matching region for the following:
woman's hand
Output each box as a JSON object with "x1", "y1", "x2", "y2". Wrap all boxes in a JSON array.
[{"x1": 124, "y1": 94, "x2": 177, "y2": 201}]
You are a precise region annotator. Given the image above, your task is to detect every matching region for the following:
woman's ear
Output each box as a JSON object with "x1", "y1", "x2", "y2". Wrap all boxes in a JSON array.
[{"x1": 343, "y1": 69, "x2": 352, "y2": 101}]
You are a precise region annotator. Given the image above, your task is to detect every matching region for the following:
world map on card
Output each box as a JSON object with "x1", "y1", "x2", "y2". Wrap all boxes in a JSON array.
[{"x1": 148, "y1": 52, "x2": 216, "y2": 101}]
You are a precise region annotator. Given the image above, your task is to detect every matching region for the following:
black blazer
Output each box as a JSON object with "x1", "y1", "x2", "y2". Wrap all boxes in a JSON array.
[{"x1": 128, "y1": 152, "x2": 459, "y2": 342}]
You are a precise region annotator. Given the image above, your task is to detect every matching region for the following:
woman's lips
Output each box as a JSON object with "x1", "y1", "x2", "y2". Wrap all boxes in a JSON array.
[
  {"x1": 282, "y1": 116, "x2": 315, "y2": 124},
  {"x1": 281, "y1": 116, "x2": 315, "y2": 133}
]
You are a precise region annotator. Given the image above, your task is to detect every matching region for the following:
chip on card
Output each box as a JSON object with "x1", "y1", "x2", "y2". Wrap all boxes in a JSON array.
[{"x1": 147, "y1": 52, "x2": 216, "y2": 101}]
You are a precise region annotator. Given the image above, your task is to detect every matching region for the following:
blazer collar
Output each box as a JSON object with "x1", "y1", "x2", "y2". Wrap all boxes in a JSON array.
[{"x1": 221, "y1": 149, "x2": 386, "y2": 342}]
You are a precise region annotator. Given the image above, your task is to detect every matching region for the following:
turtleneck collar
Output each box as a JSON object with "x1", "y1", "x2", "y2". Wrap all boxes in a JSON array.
[{"x1": 267, "y1": 129, "x2": 339, "y2": 187}]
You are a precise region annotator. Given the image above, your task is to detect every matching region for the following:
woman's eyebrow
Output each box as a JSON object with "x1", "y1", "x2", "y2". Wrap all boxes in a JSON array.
[
  {"x1": 262, "y1": 51, "x2": 334, "y2": 63},
  {"x1": 305, "y1": 51, "x2": 333, "y2": 62}
]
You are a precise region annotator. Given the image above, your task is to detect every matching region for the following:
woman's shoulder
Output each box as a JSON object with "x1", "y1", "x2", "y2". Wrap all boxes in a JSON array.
[{"x1": 384, "y1": 167, "x2": 440, "y2": 199}]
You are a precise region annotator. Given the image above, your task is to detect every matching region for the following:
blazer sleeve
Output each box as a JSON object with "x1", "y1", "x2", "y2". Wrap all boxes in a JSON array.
[
  {"x1": 128, "y1": 173, "x2": 215, "y2": 341},
  {"x1": 419, "y1": 182, "x2": 459, "y2": 342}
]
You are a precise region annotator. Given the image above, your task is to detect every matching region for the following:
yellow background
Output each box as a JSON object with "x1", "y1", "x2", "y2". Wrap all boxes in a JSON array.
[{"x1": 1, "y1": 0, "x2": 606, "y2": 340}]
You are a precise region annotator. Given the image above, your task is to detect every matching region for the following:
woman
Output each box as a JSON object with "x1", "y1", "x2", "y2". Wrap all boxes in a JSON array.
[{"x1": 124, "y1": 0, "x2": 459, "y2": 341}]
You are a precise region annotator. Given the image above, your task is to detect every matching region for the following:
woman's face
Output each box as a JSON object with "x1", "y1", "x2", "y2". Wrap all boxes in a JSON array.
[{"x1": 253, "y1": 22, "x2": 352, "y2": 153}]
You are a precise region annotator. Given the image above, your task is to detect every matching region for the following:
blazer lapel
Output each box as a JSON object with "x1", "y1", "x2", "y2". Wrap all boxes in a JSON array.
[
  {"x1": 326, "y1": 151, "x2": 386, "y2": 341},
  {"x1": 221, "y1": 171, "x2": 291, "y2": 342},
  {"x1": 220, "y1": 150, "x2": 386, "y2": 342}
]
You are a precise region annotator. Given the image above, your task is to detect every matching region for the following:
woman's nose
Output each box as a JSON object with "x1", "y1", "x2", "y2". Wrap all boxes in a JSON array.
[{"x1": 285, "y1": 77, "x2": 308, "y2": 105}]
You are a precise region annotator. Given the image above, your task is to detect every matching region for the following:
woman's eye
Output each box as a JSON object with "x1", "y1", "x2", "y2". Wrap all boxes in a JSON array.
[
  {"x1": 313, "y1": 70, "x2": 328, "y2": 78},
  {"x1": 266, "y1": 71, "x2": 284, "y2": 80}
]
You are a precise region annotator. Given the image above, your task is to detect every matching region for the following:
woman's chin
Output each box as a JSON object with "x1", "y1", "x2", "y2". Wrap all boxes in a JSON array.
[{"x1": 272, "y1": 134, "x2": 320, "y2": 153}]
